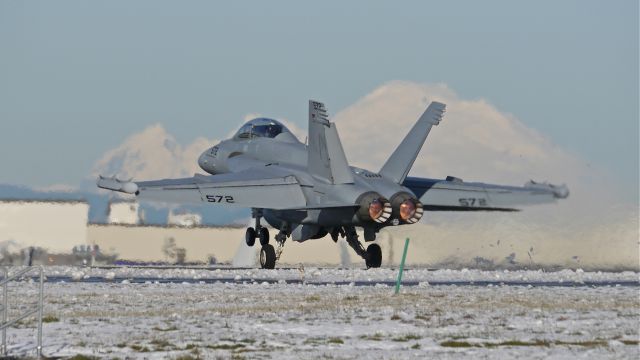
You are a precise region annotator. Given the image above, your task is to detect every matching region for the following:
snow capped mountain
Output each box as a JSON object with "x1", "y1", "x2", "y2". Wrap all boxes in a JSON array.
[{"x1": 91, "y1": 124, "x2": 217, "y2": 181}]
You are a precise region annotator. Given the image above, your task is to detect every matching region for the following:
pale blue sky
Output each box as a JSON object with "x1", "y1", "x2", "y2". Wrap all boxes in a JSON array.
[{"x1": 0, "y1": 1, "x2": 637, "y2": 196}]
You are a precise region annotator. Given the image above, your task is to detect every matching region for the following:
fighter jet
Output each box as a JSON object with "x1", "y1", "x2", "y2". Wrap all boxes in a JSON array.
[{"x1": 98, "y1": 100, "x2": 569, "y2": 269}]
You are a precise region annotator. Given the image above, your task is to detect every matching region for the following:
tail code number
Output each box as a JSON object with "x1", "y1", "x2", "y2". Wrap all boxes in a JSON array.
[
  {"x1": 206, "y1": 195, "x2": 235, "y2": 203},
  {"x1": 459, "y1": 198, "x2": 487, "y2": 207}
]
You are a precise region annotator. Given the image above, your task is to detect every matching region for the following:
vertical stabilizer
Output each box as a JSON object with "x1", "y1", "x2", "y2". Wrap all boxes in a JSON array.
[
  {"x1": 307, "y1": 100, "x2": 354, "y2": 184},
  {"x1": 379, "y1": 101, "x2": 446, "y2": 184},
  {"x1": 325, "y1": 123, "x2": 354, "y2": 184}
]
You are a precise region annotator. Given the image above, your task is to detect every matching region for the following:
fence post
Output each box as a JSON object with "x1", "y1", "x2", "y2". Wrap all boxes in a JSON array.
[
  {"x1": 37, "y1": 266, "x2": 43, "y2": 358},
  {"x1": 1, "y1": 267, "x2": 6, "y2": 355},
  {"x1": 0, "y1": 266, "x2": 45, "y2": 357}
]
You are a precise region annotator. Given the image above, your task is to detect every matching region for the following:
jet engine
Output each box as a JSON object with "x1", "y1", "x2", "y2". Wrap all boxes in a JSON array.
[
  {"x1": 389, "y1": 192, "x2": 424, "y2": 224},
  {"x1": 356, "y1": 192, "x2": 392, "y2": 224}
]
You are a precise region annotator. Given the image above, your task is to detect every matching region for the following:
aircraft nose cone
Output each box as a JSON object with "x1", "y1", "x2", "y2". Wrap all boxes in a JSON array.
[
  {"x1": 198, "y1": 145, "x2": 220, "y2": 174},
  {"x1": 198, "y1": 152, "x2": 209, "y2": 171}
]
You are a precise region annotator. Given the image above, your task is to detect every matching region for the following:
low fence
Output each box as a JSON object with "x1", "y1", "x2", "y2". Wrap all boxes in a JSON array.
[{"x1": 0, "y1": 266, "x2": 44, "y2": 357}]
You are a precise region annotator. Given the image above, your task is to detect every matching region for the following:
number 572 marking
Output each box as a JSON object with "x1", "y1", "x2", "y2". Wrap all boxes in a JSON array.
[
  {"x1": 206, "y1": 195, "x2": 234, "y2": 203},
  {"x1": 459, "y1": 198, "x2": 487, "y2": 207}
]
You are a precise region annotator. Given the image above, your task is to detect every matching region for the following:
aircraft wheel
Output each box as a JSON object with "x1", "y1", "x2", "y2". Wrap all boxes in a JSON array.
[
  {"x1": 260, "y1": 244, "x2": 276, "y2": 269},
  {"x1": 245, "y1": 227, "x2": 256, "y2": 247},
  {"x1": 365, "y1": 243, "x2": 382, "y2": 269},
  {"x1": 259, "y1": 227, "x2": 270, "y2": 246}
]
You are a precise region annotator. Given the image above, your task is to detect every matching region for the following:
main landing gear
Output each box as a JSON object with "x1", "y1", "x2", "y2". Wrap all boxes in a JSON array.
[
  {"x1": 246, "y1": 209, "x2": 288, "y2": 269},
  {"x1": 340, "y1": 226, "x2": 382, "y2": 269}
]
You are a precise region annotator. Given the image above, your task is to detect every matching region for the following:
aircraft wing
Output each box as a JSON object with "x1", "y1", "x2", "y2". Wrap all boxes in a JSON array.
[
  {"x1": 403, "y1": 176, "x2": 569, "y2": 211},
  {"x1": 97, "y1": 170, "x2": 308, "y2": 210}
]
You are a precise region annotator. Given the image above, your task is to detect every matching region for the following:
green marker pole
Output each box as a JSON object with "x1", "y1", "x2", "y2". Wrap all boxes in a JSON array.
[{"x1": 395, "y1": 238, "x2": 410, "y2": 295}]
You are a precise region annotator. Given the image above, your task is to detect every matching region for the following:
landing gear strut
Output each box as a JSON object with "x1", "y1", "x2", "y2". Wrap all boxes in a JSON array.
[
  {"x1": 343, "y1": 226, "x2": 382, "y2": 269},
  {"x1": 274, "y1": 228, "x2": 288, "y2": 261},
  {"x1": 246, "y1": 209, "x2": 270, "y2": 246},
  {"x1": 246, "y1": 209, "x2": 289, "y2": 269}
]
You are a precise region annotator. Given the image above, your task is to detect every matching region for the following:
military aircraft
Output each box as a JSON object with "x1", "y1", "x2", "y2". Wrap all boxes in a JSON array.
[{"x1": 98, "y1": 100, "x2": 569, "y2": 269}]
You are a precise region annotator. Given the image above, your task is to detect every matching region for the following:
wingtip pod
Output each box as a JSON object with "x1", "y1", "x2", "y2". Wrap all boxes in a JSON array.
[
  {"x1": 525, "y1": 180, "x2": 570, "y2": 199},
  {"x1": 554, "y1": 184, "x2": 570, "y2": 199},
  {"x1": 97, "y1": 175, "x2": 139, "y2": 195}
]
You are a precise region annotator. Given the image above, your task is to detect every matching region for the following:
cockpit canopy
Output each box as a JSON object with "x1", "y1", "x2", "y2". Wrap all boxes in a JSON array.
[{"x1": 234, "y1": 118, "x2": 292, "y2": 140}]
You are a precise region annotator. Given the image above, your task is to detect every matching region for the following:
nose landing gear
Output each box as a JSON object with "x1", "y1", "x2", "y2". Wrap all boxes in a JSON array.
[
  {"x1": 258, "y1": 227, "x2": 269, "y2": 246},
  {"x1": 247, "y1": 209, "x2": 288, "y2": 269},
  {"x1": 259, "y1": 244, "x2": 276, "y2": 269},
  {"x1": 245, "y1": 227, "x2": 256, "y2": 247}
]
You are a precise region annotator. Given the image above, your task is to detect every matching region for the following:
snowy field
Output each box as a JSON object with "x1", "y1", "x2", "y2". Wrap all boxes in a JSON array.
[{"x1": 3, "y1": 267, "x2": 639, "y2": 359}]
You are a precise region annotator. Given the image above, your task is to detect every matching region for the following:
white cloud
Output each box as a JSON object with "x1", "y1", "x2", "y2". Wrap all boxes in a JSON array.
[{"x1": 334, "y1": 81, "x2": 578, "y2": 185}]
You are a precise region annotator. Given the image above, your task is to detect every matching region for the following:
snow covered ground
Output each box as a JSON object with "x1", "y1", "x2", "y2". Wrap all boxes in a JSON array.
[{"x1": 3, "y1": 267, "x2": 639, "y2": 359}]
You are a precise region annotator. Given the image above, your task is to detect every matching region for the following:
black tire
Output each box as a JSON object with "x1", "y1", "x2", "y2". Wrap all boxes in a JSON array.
[
  {"x1": 365, "y1": 243, "x2": 382, "y2": 268},
  {"x1": 245, "y1": 227, "x2": 256, "y2": 247},
  {"x1": 259, "y1": 227, "x2": 270, "y2": 246},
  {"x1": 260, "y1": 244, "x2": 276, "y2": 269}
]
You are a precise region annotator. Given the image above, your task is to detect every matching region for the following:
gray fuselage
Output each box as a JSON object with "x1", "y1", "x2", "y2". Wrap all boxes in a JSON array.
[{"x1": 197, "y1": 134, "x2": 417, "y2": 241}]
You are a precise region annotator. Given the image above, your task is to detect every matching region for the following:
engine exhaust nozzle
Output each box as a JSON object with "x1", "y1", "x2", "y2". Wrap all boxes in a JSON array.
[
  {"x1": 356, "y1": 192, "x2": 392, "y2": 223},
  {"x1": 390, "y1": 192, "x2": 424, "y2": 224}
]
